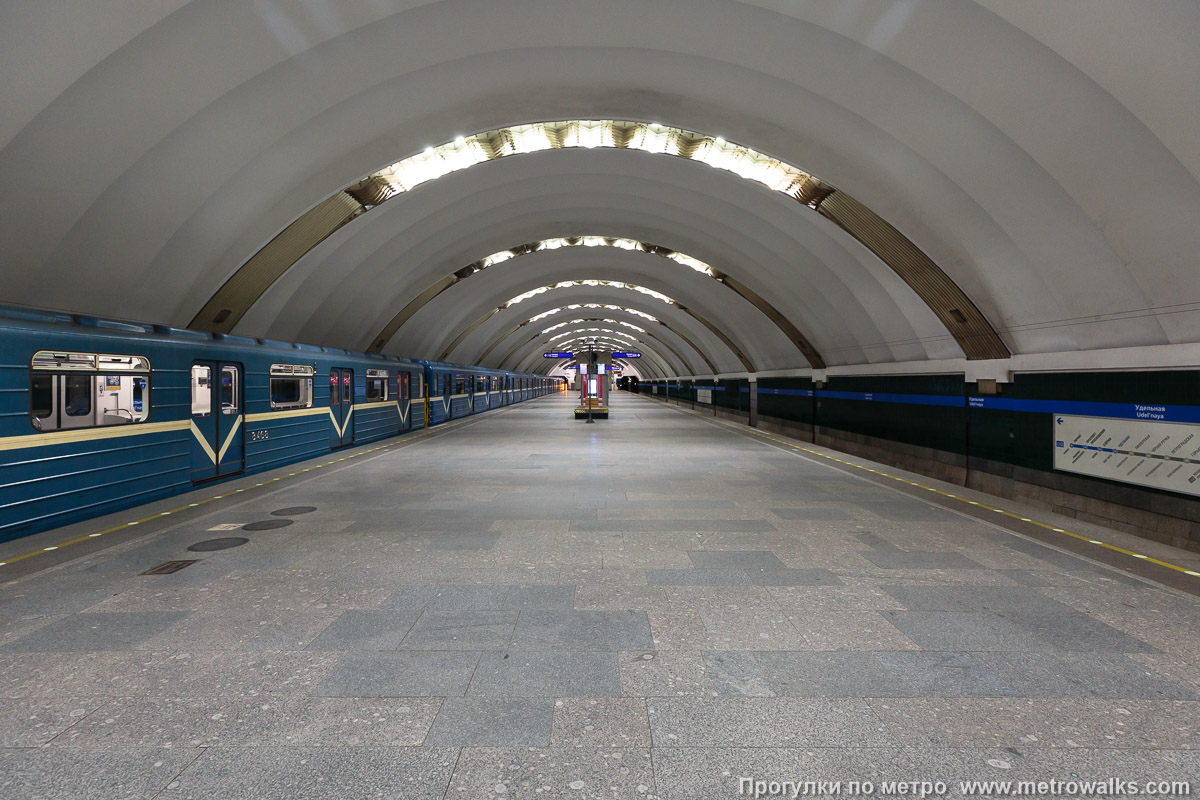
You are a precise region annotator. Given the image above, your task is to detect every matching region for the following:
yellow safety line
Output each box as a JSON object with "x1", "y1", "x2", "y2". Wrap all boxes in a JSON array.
[
  {"x1": 662, "y1": 399, "x2": 1200, "y2": 580},
  {"x1": 0, "y1": 396, "x2": 550, "y2": 571}
]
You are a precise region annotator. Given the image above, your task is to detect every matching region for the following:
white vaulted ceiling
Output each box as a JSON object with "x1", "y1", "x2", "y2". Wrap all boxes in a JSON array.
[{"x1": 1, "y1": 1, "x2": 1198, "y2": 376}]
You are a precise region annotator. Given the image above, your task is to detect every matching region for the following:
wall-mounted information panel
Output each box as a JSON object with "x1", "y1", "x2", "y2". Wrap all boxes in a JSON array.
[{"x1": 1053, "y1": 414, "x2": 1200, "y2": 497}]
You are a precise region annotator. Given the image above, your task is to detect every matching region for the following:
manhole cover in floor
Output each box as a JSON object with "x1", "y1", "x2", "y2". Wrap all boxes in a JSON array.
[
  {"x1": 242, "y1": 519, "x2": 294, "y2": 531},
  {"x1": 271, "y1": 506, "x2": 316, "y2": 516},
  {"x1": 187, "y1": 537, "x2": 249, "y2": 552}
]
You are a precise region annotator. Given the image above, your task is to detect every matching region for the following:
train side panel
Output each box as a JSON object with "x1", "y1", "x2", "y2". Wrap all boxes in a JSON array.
[{"x1": 0, "y1": 311, "x2": 547, "y2": 543}]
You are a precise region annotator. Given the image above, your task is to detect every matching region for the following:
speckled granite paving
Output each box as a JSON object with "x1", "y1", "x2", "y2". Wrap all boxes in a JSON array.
[{"x1": 1, "y1": 393, "x2": 1198, "y2": 799}]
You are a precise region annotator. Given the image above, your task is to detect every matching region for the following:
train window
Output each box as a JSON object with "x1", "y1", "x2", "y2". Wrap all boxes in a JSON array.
[
  {"x1": 32, "y1": 351, "x2": 150, "y2": 431},
  {"x1": 31, "y1": 374, "x2": 53, "y2": 420},
  {"x1": 94, "y1": 374, "x2": 150, "y2": 424},
  {"x1": 270, "y1": 364, "x2": 314, "y2": 410},
  {"x1": 328, "y1": 370, "x2": 340, "y2": 406},
  {"x1": 33, "y1": 351, "x2": 96, "y2": 370},
  {"x1": 400, "y1": 373, "x2": 410, "y2": 401},
  {"x1": 366, "y1": 369, "x2": 388, "y2": 402},
  {"x1": 191, "y1": 365, "x2": 212, "y2": 416},
  {"x1": 455, "y1": 375, "x2": 464, "y2": 395},
  {"x1": 133, "y1": 377, "x2": 149, "y2": 418},
  {"x1": 476, "y1": 376, "x2": 486, "y2": 393},
  {"x1": 220, "y1": 366, "x2": 239, "y2": 415},
  {"x1": 99, "y1": 355, "x2": 150, "y2": 371},
  {"x1": 64, "y1": 375, "x2": 91, "y2": 417}
]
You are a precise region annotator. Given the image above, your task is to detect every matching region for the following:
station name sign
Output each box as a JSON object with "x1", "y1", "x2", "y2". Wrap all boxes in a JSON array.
[
  {"x1": 543, "y1": 352, "x2": 573, "y2": 358},
  {"x1": 610, "y1": 352, "x2": 641, "y2": 358}
]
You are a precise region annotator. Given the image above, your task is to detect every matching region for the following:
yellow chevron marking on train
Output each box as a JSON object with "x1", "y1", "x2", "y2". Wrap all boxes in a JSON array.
[
  {"x1": 662, "y1": 398, "x2": 1200, "y2": 580},
  {"x1": 0, "y1": 394, "x2": 550, "y2": 570},
  {"x1": 188, "y1": 421, "x2": 218, "y2": 464},
  {"x1": 327, "y1": 407, "x2": 353, "y2": 437},
  {"x1": 217, "y1": 415, "x2": 243, "y2": 463}
]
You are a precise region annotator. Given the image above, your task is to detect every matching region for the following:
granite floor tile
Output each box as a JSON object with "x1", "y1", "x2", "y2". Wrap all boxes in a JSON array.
[
  {"x1": 157, "y1": 746, "x2": 458, "y2": 800},
  {"x1": 0, "y1": 611, "x2": 192, "y2": 652},
  {"x1": 769, "y1": 507, "x2": 855, "y2": 520},
  {"x1": 446, "y1": 746, "x2": 655, "y2": 799},
  {"x1": 315, "y1": 651, "x2": 480, "y2": 697},
  {"x1": 646, "y1": 568, "x2": 752, "y2": 587},
  {"x1": 399, "y1": 610, "x2": 517, "y2": 649},
  {"x1": 647, "y1": 696, "x2": 895, "y2": 747},
  {"x1": 790, "y1": 611, "x2": 920, "y2": 651},
  {"x1": 867, "y1": 697, "x2": 1200, "y2": 749},
  {"x1": 702, "y1": 651, "x2": 777, "y2": 697},
  {"x1": 571, "y1": 519, "x2": 776, "y2": 532},
  {"x1": 862, "y1": 550, "x2": 985, "y2": 570},
  {"x1": 0, "y1": 747, "x2": 200, "y2": 800},
  {"x1": 306, "y1": 609, "x2": 418, "y2": 650},
  {"x1": 426, "y1": 697, "x2": 554, "y2": 746},
  {"x1": 0, "y1": 697, "x2": 101, "y2": 747},
  {"x1": 975, "y1": 652, "x2": 1198, "y2": 699},
  {"x1": 510, "y1": 610, "x2": 654, "y2": 650},
  {"x1": 261, "y1": 697, "x2": 442, "y2": 746},
  {"x1": 49, "y1": 696, "x2": 286, "y2": 747},
  {"x1": 646, "y1": 609, "x2": 714, "y2": 650},
  {"x1": 551, "y1": 697, "x2": 651, "y2": 747},
  {"x1": 747, "y1": 568, "x2": 843, "y2": 587},
  {"x1": 882, "y1": 610, "x2": 1048, "y2": 651},
  {"x1": 468, "y1": 651, "x2": 620, "y2": 697},
  {"x1": 620, "y1": 650, "x2": 718, "y2": 697},
  {"x1": 686, "y1": 550, "x2": 788, "y2": 570}
]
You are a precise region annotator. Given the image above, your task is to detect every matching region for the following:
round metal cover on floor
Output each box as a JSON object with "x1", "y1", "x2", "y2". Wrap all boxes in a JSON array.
[
  {"x1": 271, "y1": 506, "x2": 316, "y2": 516},
  {"x1": 187, "y1": 537, "x2": 249, "y2": 552},
  {"x1": 242, "y1": 519, "x2": 294, "y2": 531}
]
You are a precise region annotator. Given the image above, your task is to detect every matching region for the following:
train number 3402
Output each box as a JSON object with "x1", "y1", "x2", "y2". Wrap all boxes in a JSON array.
[{"x1": 250, "y1": 429, "x2": 270, "y2": 442}]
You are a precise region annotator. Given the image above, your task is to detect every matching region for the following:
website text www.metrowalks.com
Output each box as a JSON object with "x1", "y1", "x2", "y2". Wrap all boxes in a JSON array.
[{"x1": 739, "y1": 778, "x2": 1192, "y2": 798}]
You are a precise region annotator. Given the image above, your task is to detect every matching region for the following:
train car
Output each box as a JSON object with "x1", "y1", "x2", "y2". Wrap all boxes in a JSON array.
[
  {"x1": 0, "y1": 305, "x2": 551, "y2": 543},
  {"x1": 420, "y1": 362, "x2": 521, "y2": 426}
]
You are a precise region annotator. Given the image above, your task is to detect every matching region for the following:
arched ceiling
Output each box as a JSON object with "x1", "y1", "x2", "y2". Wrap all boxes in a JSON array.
[{"x1": 2, "y1": 1, "x2": 1197, "y2": 377}]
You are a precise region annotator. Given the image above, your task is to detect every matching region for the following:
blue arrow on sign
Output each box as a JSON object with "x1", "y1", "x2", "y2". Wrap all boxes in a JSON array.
[
  {"x1": 543, "y1": 352, "x2": 573, "y2": 358},
  {"x1": 1057, "y1": 417, "x2": 1063, "y2": 425}
]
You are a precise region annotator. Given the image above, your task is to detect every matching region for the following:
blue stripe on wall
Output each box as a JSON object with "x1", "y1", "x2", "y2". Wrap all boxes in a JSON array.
[
  {"x1": 665, "y1": 384, "x2": 1200, "y2": 423},
  {"x1": 967, "y1": 396, "x2": 1200, "y2": 424}
]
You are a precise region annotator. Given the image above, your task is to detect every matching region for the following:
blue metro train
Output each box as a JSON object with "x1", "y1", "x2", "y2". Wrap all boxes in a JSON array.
[{"x1": 0, "y1": 305, "x2": 560, "y2": 543}]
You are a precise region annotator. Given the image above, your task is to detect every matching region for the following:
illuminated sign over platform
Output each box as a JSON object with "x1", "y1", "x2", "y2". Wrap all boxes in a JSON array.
[
  {"x1": 610, "y1": 352, "x2": 641, "y2": 358},
  {"x1": 543, "y1": 352, "x2": 574, "y2": 358}
]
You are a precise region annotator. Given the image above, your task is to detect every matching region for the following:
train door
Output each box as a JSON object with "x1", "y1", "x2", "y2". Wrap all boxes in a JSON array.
[
  {"x1": 399, "y1": 372, "x2": 411, "y2": 431},
  {"x1": 189, "y1": 361, "x2": 244, "y2": 483},
  {"x1": 329, "y1": 368, "x2": 355, "y2": 448}
]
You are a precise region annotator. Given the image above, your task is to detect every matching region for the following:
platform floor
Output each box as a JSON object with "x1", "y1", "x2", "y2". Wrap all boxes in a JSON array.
[{"x1": 1, "y1": 393, "x2": 1198, "y2": 799}]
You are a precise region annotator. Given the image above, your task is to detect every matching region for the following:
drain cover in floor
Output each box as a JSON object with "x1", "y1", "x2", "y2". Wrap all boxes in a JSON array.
[
  {"x1": 242, "y1": 519, "x2": 294, "y2": 531},
  {"x1": 187, "y1": 537, "x2": 249, "y2": 552},
  {"x1": 271, "y1": 506, "x2": 316, "y2": 516},
  {"x1": 140, "y1": 559, "x2": 200, "y2": 575}
]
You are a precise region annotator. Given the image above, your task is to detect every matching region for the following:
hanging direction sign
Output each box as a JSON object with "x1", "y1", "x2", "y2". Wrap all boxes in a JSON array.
[
  {"x1": 543, "y1": 352, "x2": 573, "y2": 358},
  {"x1": 610, "y1": 352, "x2": 641, "y2": 358},
  {"x1": 1053, "y1": 414, "x2": 1200, "y2": 497}
]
